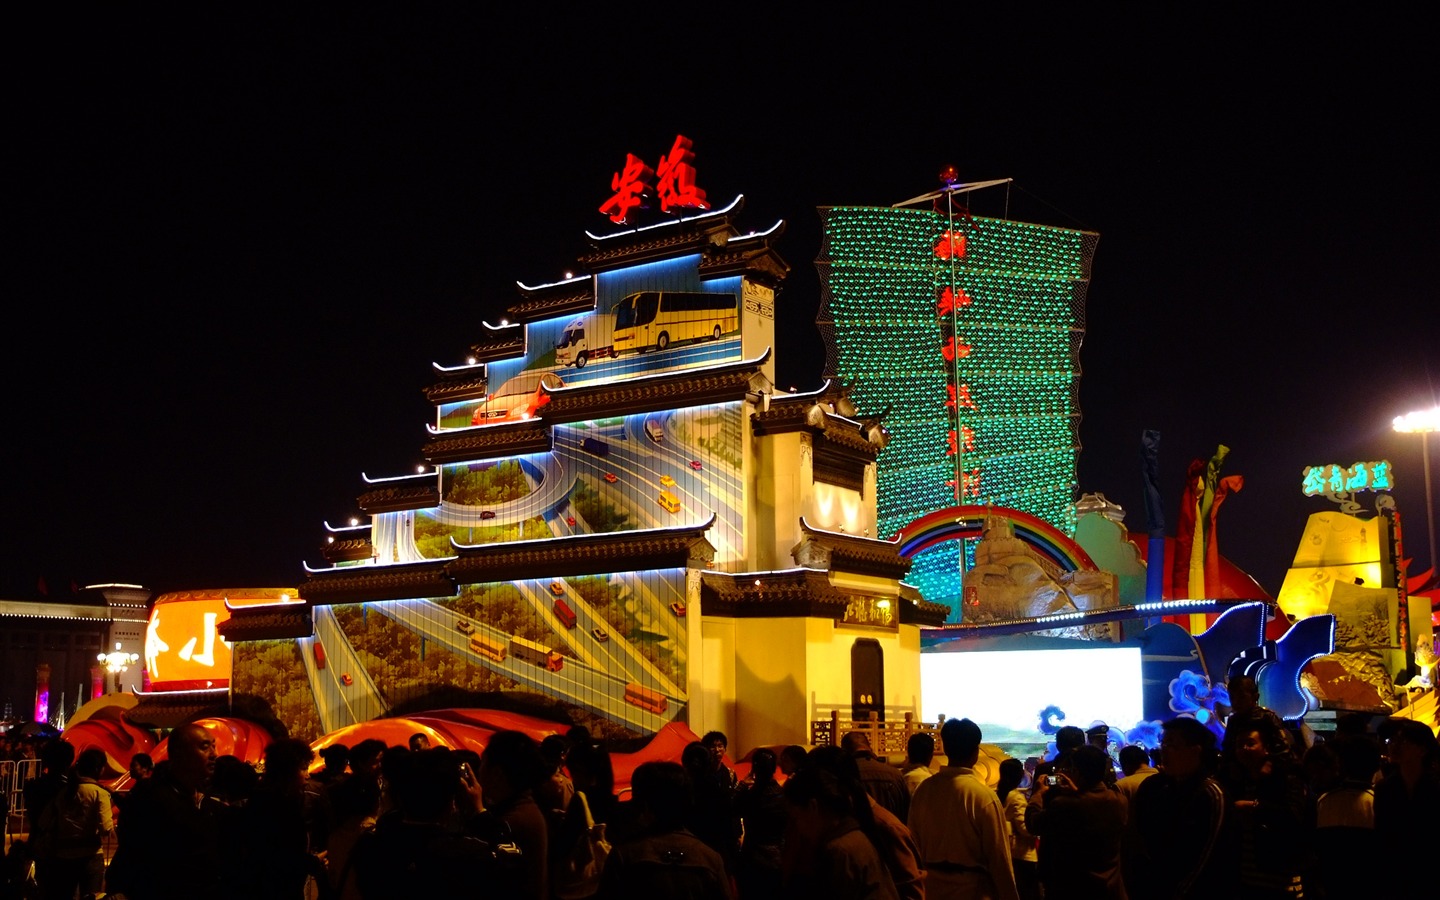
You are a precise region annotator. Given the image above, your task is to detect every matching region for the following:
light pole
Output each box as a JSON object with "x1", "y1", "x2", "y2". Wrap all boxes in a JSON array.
[
  {"x1": 97, "y1": 642, "x2": 139, "y2": 695},
  {"x1": 1393, "y1": 406, "x2": 1440, "y2": 586}
]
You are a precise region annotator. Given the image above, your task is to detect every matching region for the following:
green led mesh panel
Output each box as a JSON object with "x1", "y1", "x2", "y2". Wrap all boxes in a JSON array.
[{"x1": 816, "y1": 204, "x2": 1097, "y2": 620}]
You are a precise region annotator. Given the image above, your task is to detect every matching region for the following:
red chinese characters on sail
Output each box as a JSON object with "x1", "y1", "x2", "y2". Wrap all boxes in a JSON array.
[
  {"x1": 936, "y1": 285, "x2": 972, "y2": 317},
  {"x1": 940, "y1": 335, "x2": 973, "y2": 363},
  {"x1": 946, "y1": 426, "x2": 976, "y2": 457},
  {"x1": 945, "y1": 470, "x2": 982, "y2": 500},
  {"x1": 934, "y1": 230, "x2": 967, "y2": 260},
  {"x1": 935, "y1": 215, "x2": 982, "y2": 498},
  {"x1": 947, "y1": 383, "x2": 978, "y2": 411}
]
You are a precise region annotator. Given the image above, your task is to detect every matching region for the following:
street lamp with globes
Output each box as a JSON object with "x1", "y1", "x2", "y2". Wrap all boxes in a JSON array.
[
  {"x1": 1392, "y1": 406, "x2": 1440, "y2": 586},
  {"x1": 97, "y1": 642, "x2": 139, "y2": 694}
]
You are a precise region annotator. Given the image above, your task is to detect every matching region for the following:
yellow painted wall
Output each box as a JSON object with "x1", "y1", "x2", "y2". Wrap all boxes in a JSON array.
[
  {"x1": 748, "y1": 428, "x2": 811, "y2": 571},
  {"x1": 811, "y1": 480, "x2": 868, "y2": 537},
  {"x1": 731, "y1": 616, "x2": 813, "y2": 753},
  {"x1": 694, "y1": 612, "x2": 736, "y2": 743},
  {"x1": 701, "y1": 612, "x2": 921, "y2": 755}
]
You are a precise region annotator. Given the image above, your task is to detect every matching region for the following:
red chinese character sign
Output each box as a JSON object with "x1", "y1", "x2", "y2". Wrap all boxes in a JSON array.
[
  {"x1": 935, "y1": 230, "x2": 967, "y2": 260},
  {"x1": 599, "y1": 153, "x2": 656, "y2": 225},
  {"x1": 655, "y1": 135, "x2": 709, "y2": 213},
  {"x1": 599, "y1": 134, "x2": 709, "y2": 225}
]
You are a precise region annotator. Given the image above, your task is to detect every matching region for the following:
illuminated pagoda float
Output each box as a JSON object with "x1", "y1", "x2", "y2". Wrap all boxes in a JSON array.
[
  {"x1": 219, "y1": 136, "x2": 947, "y2": 751},
  {"x1": 815, "y1": 177, "x2": 1097, "y2": 621},
  {"x1": 816, "y1": 176, "x2": 1336, "y2": 754}
]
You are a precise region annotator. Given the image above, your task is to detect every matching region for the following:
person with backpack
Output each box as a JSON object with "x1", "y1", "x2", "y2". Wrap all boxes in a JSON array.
[{"x1": 32, "y1": 747, "x2": 113, "y2": 900}]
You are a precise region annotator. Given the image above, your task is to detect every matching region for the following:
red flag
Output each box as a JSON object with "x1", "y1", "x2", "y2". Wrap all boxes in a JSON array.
[{"x1": 37, "y1": 577, "x2": 48, "y2": 596}]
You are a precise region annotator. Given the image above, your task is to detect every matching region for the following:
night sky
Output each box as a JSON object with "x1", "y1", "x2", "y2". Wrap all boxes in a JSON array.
[{"x1": 7, "y1": 11, "x2": 1436, "y2": 601}]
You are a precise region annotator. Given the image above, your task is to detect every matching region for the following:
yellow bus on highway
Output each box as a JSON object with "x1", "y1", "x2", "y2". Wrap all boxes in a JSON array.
[
  {"x1": 611, "y1": 290, "x2": 737, "y2": 354},
  {"x1": 469, "y1": 633, "x2": 507, "y2": 662},
  {"x1": 624, "y1": 682, "x2": 669, "y2": 714}
]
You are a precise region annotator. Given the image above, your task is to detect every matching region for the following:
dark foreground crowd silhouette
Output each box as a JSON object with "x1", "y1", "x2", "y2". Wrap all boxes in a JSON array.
[{"x1": 4, "y1": 693, "x2": 1437, "y2": 900}]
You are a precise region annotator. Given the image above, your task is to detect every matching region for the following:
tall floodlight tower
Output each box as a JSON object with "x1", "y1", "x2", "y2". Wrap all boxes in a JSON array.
[
  {"x1": 1393, "y1": 407, "x2": 1439, "y2": 586},
  {"x1": 816, "y1": 178, "x2": 1098, "y2": 620}
]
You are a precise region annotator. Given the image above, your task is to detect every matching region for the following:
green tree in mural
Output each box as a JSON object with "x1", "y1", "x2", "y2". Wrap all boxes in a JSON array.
[
  {"x1": 572, "y1": 481, "x2": 631, "y2": 533},
  {"x1": 232, "y1": 641, "x2": 321, "y2": 741},
  {"x1": 413, "y1": 515, "x2": 459, "y2": 557},
  {"x1": 443, "y1": 460, "x2": 531, "y2": 506}
]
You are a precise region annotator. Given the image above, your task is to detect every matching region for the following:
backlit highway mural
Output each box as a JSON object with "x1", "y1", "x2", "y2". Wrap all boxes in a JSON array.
[{"x1": 231, "y1": 264, "x2": 754, "y2": 740}]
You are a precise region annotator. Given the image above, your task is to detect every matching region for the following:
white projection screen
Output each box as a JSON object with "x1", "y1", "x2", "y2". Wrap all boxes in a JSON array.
[{"x1": 920, "y1": 647, "x2": 1143, "y2": 749}]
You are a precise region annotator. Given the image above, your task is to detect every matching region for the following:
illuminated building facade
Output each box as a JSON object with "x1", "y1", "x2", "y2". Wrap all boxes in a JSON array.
[
  {"x1": 0, "y1": 584, "x2": 149, "y2": 726},
  {"x1": 816, "y1": 197, "x2": 1098, "y2": 619},
  {"x1": 219, "y1": 177, "x2": 947, "y2": 749}
]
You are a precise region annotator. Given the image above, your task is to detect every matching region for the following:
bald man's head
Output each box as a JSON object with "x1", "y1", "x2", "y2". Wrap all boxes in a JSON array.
[{"x1": 168, "y1": 723, "x2": 217, "y2": 792}]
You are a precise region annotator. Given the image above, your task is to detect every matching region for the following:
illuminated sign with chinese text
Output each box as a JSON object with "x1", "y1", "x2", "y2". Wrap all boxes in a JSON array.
[
  {"x1": 144, "y1": 588, "x2": 297, "y2": 691},
  {"x1": 145, "y1": 599, "x2": 231, "y2": 691},
  {"x1": 600, "y1": 134, "x2": 710, "y2": 224},
  {"x1": 841, "y1": 595, "x2": 898, "y2": 631},
  {"x1": 1301, "y1": 460, "x2": 1394, "y2": 497}
]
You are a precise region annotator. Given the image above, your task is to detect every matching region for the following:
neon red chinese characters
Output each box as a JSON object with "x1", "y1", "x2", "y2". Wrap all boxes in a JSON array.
[
  {"x1": 599, "y1": 153, "x2": 656, "y2": 225},
  {"x1": 655, "y1": 135, "x2": 709, "y2": 213}
]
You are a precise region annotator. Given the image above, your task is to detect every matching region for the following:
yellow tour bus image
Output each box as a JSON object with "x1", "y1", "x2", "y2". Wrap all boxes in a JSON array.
[
  {"x1": 657, "y1": 490, "x2": 681, "y2": 514},
  {"x1": 611, "y1": 290, "x2": 738, "y2": 355},
  {"x1": 469, "y1": 632, "x2": 507, "y2": 663}
]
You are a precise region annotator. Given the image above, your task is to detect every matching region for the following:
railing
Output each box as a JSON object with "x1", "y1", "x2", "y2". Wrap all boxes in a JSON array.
[
  {"x1": 3, "y1": 758, "x2": 43, "y2": 844},
  {"x1": 1, "y1": 758, "x2": 12, "y2": 844},
  {"x1": 810, "y1": 710, "x2": 947, "y2": 761}
]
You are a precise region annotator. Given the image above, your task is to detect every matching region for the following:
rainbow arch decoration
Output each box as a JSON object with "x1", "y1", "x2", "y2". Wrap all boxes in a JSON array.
[{"x1": 894, "y1": 505, "x2": 1098, "y2": 572}]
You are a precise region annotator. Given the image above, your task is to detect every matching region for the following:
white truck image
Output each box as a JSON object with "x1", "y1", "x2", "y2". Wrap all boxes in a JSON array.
[{"x1": 554, "y1": 312, "x2": 617, "y2": 368}]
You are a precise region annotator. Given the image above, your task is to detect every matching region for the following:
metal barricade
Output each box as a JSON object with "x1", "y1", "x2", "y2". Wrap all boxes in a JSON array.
[
  {"x1": 3, "y1": 758, "x2": 43, "y2": 842},
  {"x1": 1, "y1": 759, "x2": 13, "y2": 844}
]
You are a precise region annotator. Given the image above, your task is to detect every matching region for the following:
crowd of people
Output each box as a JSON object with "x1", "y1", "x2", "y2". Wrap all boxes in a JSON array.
[
  {"x1": 997, "y1": 699, "x2": 1440, "y2": 900},
  {"x1": 2, "y1": 693, "x2": 1437, "y2": 900},
  {"x1": 0, "y1": 737, "x2": 41, "y2": 766}
]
